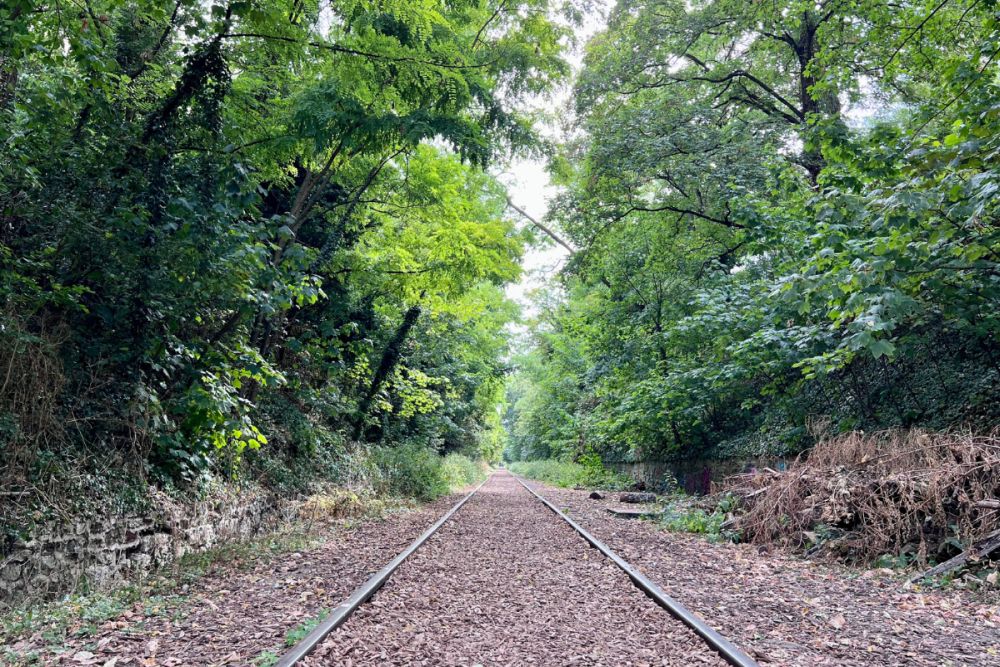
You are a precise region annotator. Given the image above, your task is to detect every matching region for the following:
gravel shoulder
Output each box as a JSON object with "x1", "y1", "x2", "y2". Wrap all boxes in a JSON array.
[
  {"x1": 305, "y1": 471, "x2": 729, "y2": 667},
  {"x1": 523, "y1": 480, "x2": 1000, "y2": 667},
  {"x1": 6, "y1": 493, "x2": 467, "y2": 666}
]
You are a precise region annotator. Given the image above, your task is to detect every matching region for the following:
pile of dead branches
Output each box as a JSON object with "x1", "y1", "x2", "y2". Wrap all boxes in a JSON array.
[{"x1": 723, "y1": 429, "x2": 1000, "y2": 568}]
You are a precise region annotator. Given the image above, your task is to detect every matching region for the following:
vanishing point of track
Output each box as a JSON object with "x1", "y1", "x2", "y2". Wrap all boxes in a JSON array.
[{"x1": 275, "y1": 471, "x2": 759, "y2": 667}]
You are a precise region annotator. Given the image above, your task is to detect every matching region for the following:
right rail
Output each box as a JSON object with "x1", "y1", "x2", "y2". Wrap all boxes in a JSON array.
[{"x1": 513, "y1": 474, "x2": 760, "y2": 667}]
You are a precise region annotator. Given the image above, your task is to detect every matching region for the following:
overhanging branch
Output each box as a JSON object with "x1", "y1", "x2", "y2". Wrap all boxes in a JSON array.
[{"x1": 505, "y1": 197, "x2": 576, "y2": 256}]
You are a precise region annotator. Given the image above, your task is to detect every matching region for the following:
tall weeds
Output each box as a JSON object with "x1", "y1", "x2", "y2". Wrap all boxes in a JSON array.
[{"x1": 1, "y1": 318, "x2": 66, "y2": 485}]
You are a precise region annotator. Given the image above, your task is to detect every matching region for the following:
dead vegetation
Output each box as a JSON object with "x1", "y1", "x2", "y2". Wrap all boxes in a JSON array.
[
  {"x1": 723, "y1": 429, "x2": 1000, "y2": 573},
  {"x1": 0, "y1": 317, "x2": 66, "y2": 461}
]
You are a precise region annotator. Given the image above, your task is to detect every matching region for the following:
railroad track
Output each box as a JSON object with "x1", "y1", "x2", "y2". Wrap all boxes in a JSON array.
[{"x1": 274, "y1": 471, "x2": 758, "y2": 667}]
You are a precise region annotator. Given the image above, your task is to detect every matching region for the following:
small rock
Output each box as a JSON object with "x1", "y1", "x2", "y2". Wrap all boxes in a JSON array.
[
  {"x1": 618, "y1": 492, "x2": 656, "y2": 504},
  {"x1": 589, "y1": 491, "x2": 604, "y2": 500}
]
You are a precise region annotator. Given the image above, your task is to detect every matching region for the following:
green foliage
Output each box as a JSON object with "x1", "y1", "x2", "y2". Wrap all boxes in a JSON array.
[
  {"x1": 508, "y1": 458, "x2": 631, "y2": 490},
  {"x1": 439, "y1": 453, "x2": 489, "y2": 490},
  {"x1": 1, "y1": 0, "x2": 573, "y2": 512},
  {"x1": 370, "y1": 443, "x2": 450, "y2": 500},
  {"x1": 659, "y1": 499, "x2": 738, "y2": 544},
  {"x1": 253, "y1": 652, "x2": 280, "y2": 667},
  {"x1": 506, "y1": 0, "x2": 1000, "y2": 468},
  {"x1": 873, "y1": 552, "x2": 914, "y2": 570},
  {"x1": 284, "y1": 610, "x2": 328, "y2": 647},
  {"x1": 1, "y1": 588, "x2": 137, "y2": 648},
  {"x1": 369, "y1": 444, "x2": 489, "y2": 501}
]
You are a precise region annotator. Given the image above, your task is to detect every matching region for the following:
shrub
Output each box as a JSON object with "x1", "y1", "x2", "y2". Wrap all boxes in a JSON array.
[
  {"x1": 368, "y1": 445, "x2": 490, "y2": 501},
  {"x1": 508, "y1": 458, "x2": 631, "y2": 490},
  {"x1": 439, "y1": 453, "x2": 489, "y2": 490},
  {"x1": 659, "y1": 498, "x2": 738, "y2": 543},
  {"x1": 371, "y1": 443, "x2": 450, "y2": 501}
]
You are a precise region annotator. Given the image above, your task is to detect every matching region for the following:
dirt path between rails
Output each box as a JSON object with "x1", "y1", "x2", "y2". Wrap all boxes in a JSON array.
[
  {"x1": 5, "y1": 493, "x2": 468, "y2": 666},
  {"x1": 523, "y1": 480, "x2": 1000, "y2": 667},
  {"x1": 303, "y1": 471, "x2": 730, "y2": 667}
]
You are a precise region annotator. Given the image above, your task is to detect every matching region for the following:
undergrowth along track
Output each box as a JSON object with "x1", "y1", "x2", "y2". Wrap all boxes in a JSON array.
[{"x1": 275, "y1": 471, "x2": 759, "y2": 666}]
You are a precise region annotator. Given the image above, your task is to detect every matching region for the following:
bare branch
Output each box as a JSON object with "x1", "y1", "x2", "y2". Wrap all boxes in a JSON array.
[{"x1": 506, "y1": 197, "x2": 577, "y2": 255}]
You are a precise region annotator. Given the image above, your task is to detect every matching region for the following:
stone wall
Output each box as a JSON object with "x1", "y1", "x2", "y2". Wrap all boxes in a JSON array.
[
  {"x1": 0, "y1": 486, "x2": 288, "y2": 609},
  {"x1": 608, "y1": 456, "x2": 789, "y2": 494}
]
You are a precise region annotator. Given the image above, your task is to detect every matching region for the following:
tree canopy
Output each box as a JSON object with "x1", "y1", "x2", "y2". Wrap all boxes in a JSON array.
[
  {"x1": 4, "y1": 0, "x2": 1000, "y2": 494},
  {"x1": 506, "y1": 0, "x2": 1000, "y2": 464},
  {"x1": 1, "y1": 0, "x2": 572, "y2": 491}
]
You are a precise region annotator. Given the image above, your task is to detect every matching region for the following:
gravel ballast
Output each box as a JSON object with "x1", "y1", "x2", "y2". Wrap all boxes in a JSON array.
[
  {"x1": 303, "y1": 471, "x2": 730, "y2": 666},
  {"x1": 8, "y1": 494, "x2": 468, "y2": 665},
  {"x1": 524, "y1": 480, "x2": 1000, "y2": 666}
]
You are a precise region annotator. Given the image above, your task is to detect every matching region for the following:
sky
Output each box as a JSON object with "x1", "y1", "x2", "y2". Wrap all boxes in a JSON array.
[
  {"x1": 497, "y1": 1, "x2": 883, "y2": 321},
  {"x1": 498, "y1": 3, "x2": 610, "y2": 317},
  {"x1": 498, "y1": 156, "x2": 569, "y2": 311}
]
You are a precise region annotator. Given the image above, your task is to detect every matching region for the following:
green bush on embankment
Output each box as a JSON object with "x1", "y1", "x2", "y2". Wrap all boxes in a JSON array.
[
  {"x1": 440, "y1": 453, "x2": 490, "y2": 490},
  {"x1": 508, "y1": 455, "x2": 631, "y2": 490},
  {"x1": 372, "y1": 445, "x2": 489, "y2": 501}
]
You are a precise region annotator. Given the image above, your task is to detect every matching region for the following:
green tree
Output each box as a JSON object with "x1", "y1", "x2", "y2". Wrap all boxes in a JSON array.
[
  {"x1": 1, "y1": 0, "x2": 571, "y2": 490},
  {"x1": 508, "y1": 0, "x2": 1000, "y2": 466}
]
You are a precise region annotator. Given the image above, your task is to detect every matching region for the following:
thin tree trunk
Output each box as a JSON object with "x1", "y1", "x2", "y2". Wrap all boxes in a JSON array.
[{"x1": 353, "y1": 297, "x2": 424, "y2": 441}]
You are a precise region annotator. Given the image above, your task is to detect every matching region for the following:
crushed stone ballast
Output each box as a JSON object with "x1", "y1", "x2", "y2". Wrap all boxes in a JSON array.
[
  {"x1": 275, "y1": 472, "x2": 759, "y2": 667},
  {"x1": 513, "y1": 475, "x2": 759, "y2": 667}
]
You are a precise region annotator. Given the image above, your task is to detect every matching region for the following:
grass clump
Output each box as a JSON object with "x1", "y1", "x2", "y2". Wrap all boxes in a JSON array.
[
  {"x1": 508, "y1": 454, "x2": 631, "y2": 490},
  {"x1": 0, "y1": 585, "x2": 184, "y2": 665},
  {"x1": 284, "y1": 609, "x2": 328, "y2": 646},
  {"x1": 659, "y1": 494, "x2": 740, "y2": 544},
  {"x1": 253, "y1": 651, "x2": 280, "y2": 667}
]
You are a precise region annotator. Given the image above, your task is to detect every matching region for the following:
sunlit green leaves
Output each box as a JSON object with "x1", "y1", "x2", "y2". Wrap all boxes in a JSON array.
[{"x1": 2, "y1": 0, "x2": 570, "y2": 481}]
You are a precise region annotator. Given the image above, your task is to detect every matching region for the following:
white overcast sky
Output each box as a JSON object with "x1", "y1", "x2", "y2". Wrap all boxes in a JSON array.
[{"x1": 498, "y1": 3, "x2": 611, "y2": 315}]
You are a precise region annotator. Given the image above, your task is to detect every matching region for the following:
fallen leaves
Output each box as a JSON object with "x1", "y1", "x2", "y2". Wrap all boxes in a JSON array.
[
  {"x1": 12, "y1": 494, "x2": 468, "y2": 666},
  {"x1": 304, "y1": 473, "x2": 727, "y2": 666},
  {"x1": 531, "y1": 482, "x2": 1000, "y2": 667}
]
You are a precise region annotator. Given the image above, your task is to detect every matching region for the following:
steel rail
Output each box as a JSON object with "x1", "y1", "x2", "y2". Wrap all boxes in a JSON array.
[
  {"x1": 274, "y1": 475, "x2": 491, "y2": 667},
  {"x1": 513, "y1": 474, "x2": 760, "y2": 667}
]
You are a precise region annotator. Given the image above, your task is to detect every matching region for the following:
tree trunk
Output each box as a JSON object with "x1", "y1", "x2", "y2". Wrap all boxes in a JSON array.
[
  {"x1": 795, "y1": 11, "x2": 842, "y2": 184},
  {"x1": 353, "y1": 299, "x2": 424, "y2": 441}
]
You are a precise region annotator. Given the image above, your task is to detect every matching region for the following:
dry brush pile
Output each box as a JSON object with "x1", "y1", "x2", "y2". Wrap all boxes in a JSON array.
[{"x1": 723, "y1": 430, "x2": 1000, "y2": 569}]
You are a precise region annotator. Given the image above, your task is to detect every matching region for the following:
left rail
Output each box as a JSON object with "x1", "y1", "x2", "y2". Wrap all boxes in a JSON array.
[{"x1": 274, "y1": 475, "x2": 491, "y2": 666}]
